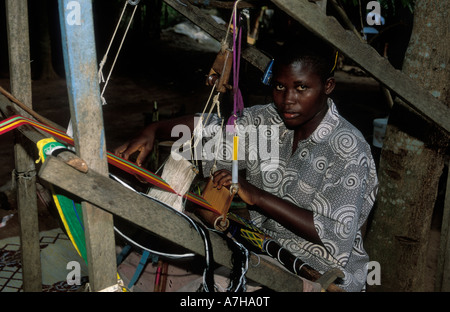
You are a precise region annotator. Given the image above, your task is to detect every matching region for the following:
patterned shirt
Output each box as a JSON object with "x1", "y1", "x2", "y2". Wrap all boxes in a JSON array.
[{"x1": 200, "y1": 99, "x2": 378, "y2": 292}]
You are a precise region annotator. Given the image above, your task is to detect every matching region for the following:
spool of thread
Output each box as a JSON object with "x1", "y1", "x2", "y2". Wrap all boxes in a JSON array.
[{"x1": 232, "y1": 136, "x2": 239, "y2": 184}]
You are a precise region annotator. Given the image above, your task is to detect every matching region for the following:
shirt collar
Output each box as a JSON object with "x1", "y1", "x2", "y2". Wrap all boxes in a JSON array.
[{"x1": 309, "y1": 98, "x2": 340, "y2": 144}]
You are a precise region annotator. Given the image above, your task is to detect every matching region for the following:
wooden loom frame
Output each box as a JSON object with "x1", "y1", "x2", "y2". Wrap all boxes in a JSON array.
[{"x1": 4, "y1": 0, "x2": 449, "y2": 292}]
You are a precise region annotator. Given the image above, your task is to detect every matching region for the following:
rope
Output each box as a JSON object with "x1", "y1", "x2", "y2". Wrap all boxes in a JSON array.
[
  {"x1": 11, "y1": 168, "x2": 37, "y2": 196},
  {"x1": 225, "y1": 1, "x2": 245, "y2": 194},
  {"x1": 98, "y1": 1, "x2": 128, "y2": 85},
  {"x1": 190, "y1": 84, "x2": 217, "y2": 168},
  {"x1": 98, "y1": 0, "x2": 139, "y2": 105},
  {"x1": 227, "y1": 0, "x2": 244, "y2": 129}
]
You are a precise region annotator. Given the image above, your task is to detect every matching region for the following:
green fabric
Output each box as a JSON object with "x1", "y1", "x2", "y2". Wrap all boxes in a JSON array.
[{"x1": 40, "y1": 140, "x2": 87, "y2": 263}]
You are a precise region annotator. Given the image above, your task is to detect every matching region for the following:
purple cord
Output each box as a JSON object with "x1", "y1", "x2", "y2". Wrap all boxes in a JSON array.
[{"x1": 227, "y1": 11, "x2": 244, "y2": 131}]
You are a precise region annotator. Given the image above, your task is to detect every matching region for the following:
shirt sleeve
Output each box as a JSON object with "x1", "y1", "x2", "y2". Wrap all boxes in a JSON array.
[{"x1": 311, "y1": 155, "x2": 372, "y2": 267}]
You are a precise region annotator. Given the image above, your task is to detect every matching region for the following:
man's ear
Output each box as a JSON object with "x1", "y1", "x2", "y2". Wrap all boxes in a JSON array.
[{"x1": 324, "y1": 77, "x2": 336, "y2": 95}]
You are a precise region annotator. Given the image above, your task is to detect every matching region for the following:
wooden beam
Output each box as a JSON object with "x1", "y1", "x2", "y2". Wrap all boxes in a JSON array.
[
  {"x1": 38, "y1": 156, "x2": 306, "y2": 292},
  {"x1": 0, "y1": 86, "x2": 65, "y2": 132},
  {"x1": 57, "y1": 0, "x2": 117, "y2": 291},
  {"x1": 186, "y1": 0, "x2": 257, "y2": 10},
  {"x1": 5, "y1": 0, "x2": 42, "y2": 292},
  {"x1": 164, "y1": 0, "x2": 270, "y2": 72},
  {"x1": 270, "y1": 0, "x2": 450, "y2": 135},
  {"x1": 436, "y1": 163, "x2": 450, "y2": 291}
]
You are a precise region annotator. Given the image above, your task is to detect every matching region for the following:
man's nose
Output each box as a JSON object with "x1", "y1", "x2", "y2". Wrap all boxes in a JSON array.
[{"x1": 284, "y1": 89, "x2": 297, "y2": 105}]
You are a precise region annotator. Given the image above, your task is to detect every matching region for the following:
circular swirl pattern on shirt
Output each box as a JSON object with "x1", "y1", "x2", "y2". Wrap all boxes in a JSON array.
[
  {"x1": 314, "y1": 219, "x2": 324, "y2": 238},
  {"x1": 220, "y1": 139, "x2": 233, "y2": 161},
  {"x1": 331, "y1": 129, "x2": 358, "y2": 159},
  {"x1": 335, "y1": 252, "x2": 350, "y2": 267},
  {"x1": 353, "y1": 268, "x2": 367, "y2": 284},
  {"x1": 252, "y1": 114, "x2": 263, "y2": 127},
  {"x1": 258, "y1": 126, "x2": 279, "y2": 152},
  {"x1": 344, "y1": 173, "x2": 360, "y2": 190},
  {"x1": 312, "y1": 121, "x2": 333, "y2": 142},
  {"x1": 310, "y1": 193, "x2": 331, "y2": 218},
  {"x1": 280, "y1": 168, "x2": 298, "y2": 196},
  {"x1": 246, "y1": 148, "x2": 259, "y2": 175},
  {"x1": 322, "y1": 240, "x2": 339, "y2": 258},
  {"x1": 298, "y1": 148, "x2": 311, "y2": 162},
  {"x1": 309, "y1": 243, "x2": 332, "y2": 260},
  {"x1": 313, "y1": 156, "x2": 328, "y2": 173},
  {"x1": 332, "y1": 205, "x2": 356, "y2": 240},
  {"x1": 298, "y1": 180, "x2": 316, "y2": 195},
  {"x1": 261, "y1": 160, "x2": 285, "y2": 193},
  {"x1": 352, "y1": 232, "x2": 366, "y2": 256}
]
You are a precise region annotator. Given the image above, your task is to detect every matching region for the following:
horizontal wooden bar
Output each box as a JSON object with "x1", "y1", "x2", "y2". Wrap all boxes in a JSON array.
[
  {"x1": 271, "y1": 0, "x2": 450, "y2": 134},
  {"x1": 164, "y1": 0, "x2": 271, "y2": 72},
  {"x1": 38, "y1": 156, "x2": 306, "y2": 291}
]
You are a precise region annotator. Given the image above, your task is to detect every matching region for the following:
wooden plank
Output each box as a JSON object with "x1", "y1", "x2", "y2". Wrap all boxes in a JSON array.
[
  {"x1": 0, "y1": 86, "x2": 64, "y2": 132},
  {"x1": 436, "y1": 163, "x2": 450, "y2": 291},
  {"x1": 5, "y1": 0, "x2": 42, "y2": 292},
  {"x1": 0, "y1": 95, "x2": 59, "y2": 142},
  {"x1": 270, "y1": 0, "x2": 450, "y2": 134},
  {"x1": 38, "y1": 156, "x2": 306, "y2": 292},
  {"x1": 164, "y1": 0, "x2": 270, "y2": 72},
  {"x1": 57, "y1": 0, "x2": 117, "y2": 291}
]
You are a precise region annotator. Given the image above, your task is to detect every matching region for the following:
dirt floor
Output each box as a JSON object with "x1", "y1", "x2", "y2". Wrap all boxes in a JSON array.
[{"x1": 0, "y1": 28, "x2": 441, "y2": 291}]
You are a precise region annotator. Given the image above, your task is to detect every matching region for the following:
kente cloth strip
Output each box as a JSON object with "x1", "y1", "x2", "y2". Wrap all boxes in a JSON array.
[{"x1": 0, "y1": 114, "x2": 215, "y2": 214}]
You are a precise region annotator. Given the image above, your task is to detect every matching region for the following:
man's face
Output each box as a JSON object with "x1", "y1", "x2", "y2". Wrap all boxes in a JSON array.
[{"x1": 272, "y1": 61, "x2": 335, "y2": 130}]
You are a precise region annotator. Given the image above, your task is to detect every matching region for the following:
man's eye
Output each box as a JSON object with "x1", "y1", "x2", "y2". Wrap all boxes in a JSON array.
[
  {"x1": 297, "y1": 85, "x2": 307, "y2": 91},
  {"x1": 275, "y1": 84, "x2": 285, "y2": 91}
]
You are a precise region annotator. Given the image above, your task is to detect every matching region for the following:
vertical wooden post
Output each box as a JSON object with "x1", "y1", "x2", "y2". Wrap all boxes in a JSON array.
[
  {"x1": 436, "y1": 163, "x2": 450, "y2": 291},
  {"x1": 5, "y1": 0, "x2": 42, "y2": 292},
  {"x1": 58, "y1": 0, "x2": 117, "y2": 291}
]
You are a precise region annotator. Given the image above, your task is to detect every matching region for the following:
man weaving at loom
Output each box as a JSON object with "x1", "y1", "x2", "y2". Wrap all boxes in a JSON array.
[{"x1": 114, "y1": 36, "x2": 378, "y2": 292}]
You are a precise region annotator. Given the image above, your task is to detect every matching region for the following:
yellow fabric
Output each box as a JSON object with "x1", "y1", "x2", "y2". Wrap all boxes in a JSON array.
[{"x1": 36, "y1": 137, "x2": 58, "y2": 164}]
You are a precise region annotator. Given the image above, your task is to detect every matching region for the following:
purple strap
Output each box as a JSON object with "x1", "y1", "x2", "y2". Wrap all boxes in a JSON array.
[{"x1": 227, "y1": 10, "x2": 244, "y2": 131}]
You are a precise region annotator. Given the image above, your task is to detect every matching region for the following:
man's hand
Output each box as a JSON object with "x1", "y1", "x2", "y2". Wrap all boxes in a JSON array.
[
  {"x1": 114, "y1": 125, "x2": 156, "y2": 166},
  {"x1": 212, "y1": 169, "x2": 259, "y2": 206}
]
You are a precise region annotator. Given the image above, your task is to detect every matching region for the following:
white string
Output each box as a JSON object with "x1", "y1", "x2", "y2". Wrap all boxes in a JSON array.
[
  {"x1": 99, "y1": 1, "x2": 139, "y2": 105},
  {"x1": 277, "y1": 247, "x2": 285, "y2": 265},
  {"x1": 226, "y1": 239, "x2": 248, "y2": 292},
  {"x1": 114, "y1": 226, "x2": 195, "y2": 259},
  {"x1": 189, "y1": 1, "x2": 243, "y2": 168},
  {"x1": 223, "y1": 0, "x2": 241, "y2": 48},
  {"x1": 264, "y1": 239, "x2": 276, "y2": 257},
  {"x1": 190, "y1": 84, "x2": 219, "y2": 168},
  {"x1": 298, "y1": 263, "x2": 307, "y2": 274},
  {"x1": 293, "y1": 257, "x2": 299, "y2": 274},
  {"x1": 98, "y1": 1, "x2": 128, "y2": 84}
]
